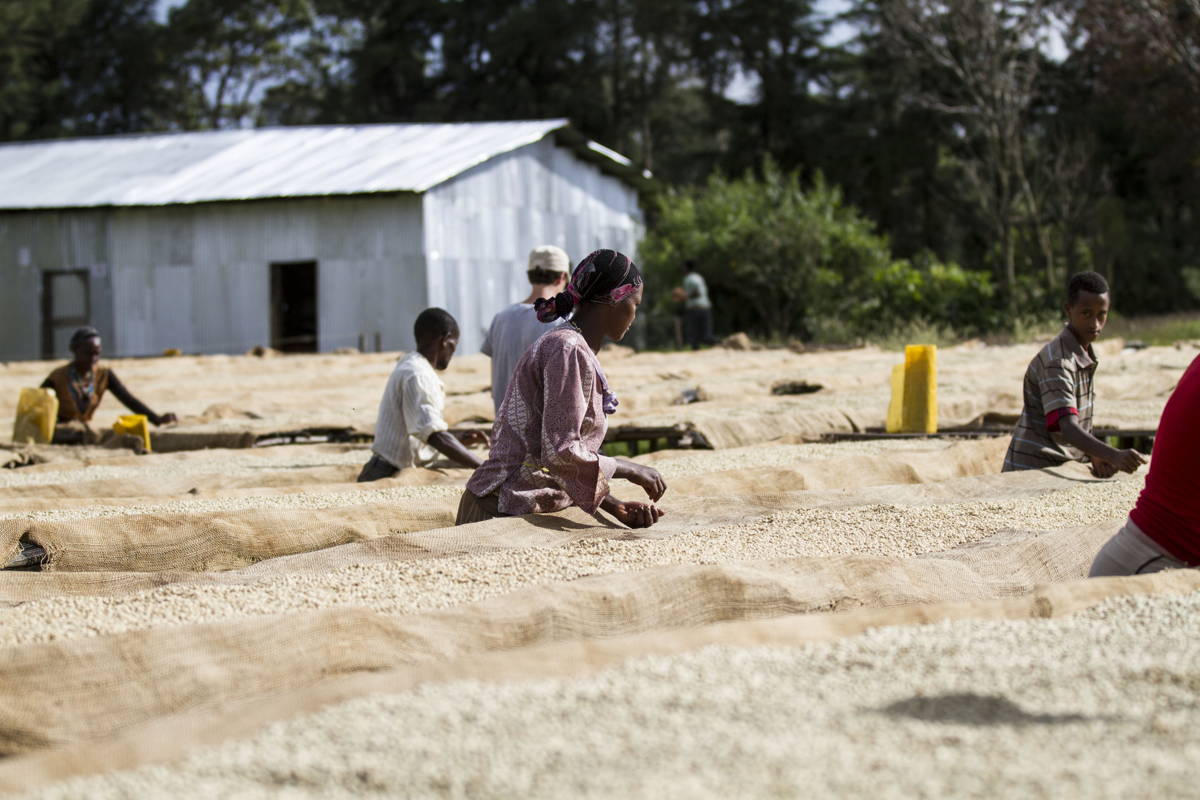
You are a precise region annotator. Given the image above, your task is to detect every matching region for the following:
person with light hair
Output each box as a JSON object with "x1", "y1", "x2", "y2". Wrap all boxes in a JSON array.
[{"x1": 481, "y1": 245, "x2": 571, "y2": 415}]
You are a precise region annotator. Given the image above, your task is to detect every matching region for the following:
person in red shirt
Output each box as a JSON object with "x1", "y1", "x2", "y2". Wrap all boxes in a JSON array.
[{"x1": 1089, "y1": 353, "x2": 1200, "y2": 576}]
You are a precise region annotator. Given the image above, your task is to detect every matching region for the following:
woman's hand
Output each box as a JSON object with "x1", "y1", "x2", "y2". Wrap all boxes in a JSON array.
[
  {"x1": 614, "y1": 461, "x2": 667, "y2": 501},
  {"x1": 607, "y1": 499, "x2": 665, "y2": 528}
]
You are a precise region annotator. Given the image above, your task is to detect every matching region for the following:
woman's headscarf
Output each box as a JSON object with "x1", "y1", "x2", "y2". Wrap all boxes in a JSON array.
[
  {"x1": 533, "y1": 249, "x2": 640, "y2": 416},
  {"x1": 534, "y1": 249, "x2": 642, "y2": 323}
]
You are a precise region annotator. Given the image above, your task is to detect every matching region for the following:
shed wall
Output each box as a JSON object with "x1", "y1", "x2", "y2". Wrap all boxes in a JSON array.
[
  {"x1": 0, "y1": 210, "x2": 116, "y2": 361},
  {"x1": 108, "y1": 196, "x2": 426, "y2": 356},
  {"x1": 422, "y1": 137, "x2": 643, "y2": 354},
  {"x1": 0, "y1": 196, "x2": 427, "y2": 360},
  {"x1": 1, "y1": 136, "x2": 641, "y2": 362}
]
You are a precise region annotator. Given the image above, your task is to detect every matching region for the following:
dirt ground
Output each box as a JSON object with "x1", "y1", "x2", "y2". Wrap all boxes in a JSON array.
[
  {"x1": 0, "y1": 337, "x2": 1196, "y2": 797},
  {"x1": 3, "y1": 335, "x2": 1193, "y2": 447}
]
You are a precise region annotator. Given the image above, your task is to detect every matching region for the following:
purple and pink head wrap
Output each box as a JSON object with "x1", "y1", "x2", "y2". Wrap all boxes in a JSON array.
[
  {"x1": 534, "y1": 249, "x2": 642, "y2": 323},
  {"x1": 534, "y1": 249, "x2": 640, "y2": 415}
]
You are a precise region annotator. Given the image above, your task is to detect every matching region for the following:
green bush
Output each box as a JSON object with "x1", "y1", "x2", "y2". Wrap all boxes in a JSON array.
[
  {"x1": 849, "y1": 255, "x2": 1001, "y2": 337},
  {"x1": 638, "y1": 159, "x2": 892, "y2": 341},
  {"x1": 638, "y1": 160, "x2": 1003, "y2": 343}
]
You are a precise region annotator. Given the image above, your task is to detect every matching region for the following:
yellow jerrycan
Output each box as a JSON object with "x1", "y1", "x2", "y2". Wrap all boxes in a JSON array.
[
  {"x1": 12, "y1": 388, "x2": 59, "y2": 444},
  {"x1": 885, "y1": 345, "x2": 938, "y2": 434},
  {"x1": 112, "y1": 414, "x2": 152, "y2": 452}
]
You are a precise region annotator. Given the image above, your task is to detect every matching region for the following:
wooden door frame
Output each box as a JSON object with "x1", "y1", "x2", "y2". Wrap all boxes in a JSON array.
[{"x1": 41, "y1": 269, "x2": 91, "y2": 359}]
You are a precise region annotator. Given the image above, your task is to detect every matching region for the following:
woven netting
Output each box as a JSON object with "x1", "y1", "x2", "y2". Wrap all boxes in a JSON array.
[
  {"x1": 0, "y1": 531, "x2": 1195, "y2": 792},
  {"x1": 0, "y1": 441, "x2": 1154, "y2": 764},
  {"x1": 0, "y1": 439, "x2": 1008, "y2": 576},
  {"x1": 0, "y1": 432, "x2": 1180, "y2": 794}
]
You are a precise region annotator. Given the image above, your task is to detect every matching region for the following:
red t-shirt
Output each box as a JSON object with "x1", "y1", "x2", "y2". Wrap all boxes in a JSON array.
[{"x1": 1130, "y1": 354, "x2": 1200, "y2": 565}]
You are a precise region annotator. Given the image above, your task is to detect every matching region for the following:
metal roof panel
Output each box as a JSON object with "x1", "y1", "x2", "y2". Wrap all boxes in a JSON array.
[{"x1": 0, "y1": 120, "x2": 596, "y2": 209}]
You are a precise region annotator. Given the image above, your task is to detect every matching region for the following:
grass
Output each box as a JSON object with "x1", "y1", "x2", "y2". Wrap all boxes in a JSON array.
[
  {"x1": 601, "y1": 438, "x2": 674, "y2": 458},
  {"x1": 638, "y1": 311, "x2": 1200, "y2": 353},
  {"x1": 1101, "y1": 312, "x2": 1200, "y2": 346}
]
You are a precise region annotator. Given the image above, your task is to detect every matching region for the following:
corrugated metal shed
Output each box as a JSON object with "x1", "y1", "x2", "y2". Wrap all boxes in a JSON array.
[
  {"x1": 0, "y1": 121, "x2": 645, "y2": 361},
  {"x1": 0, "y1": 120, "x2": 640, "y2": 210}
]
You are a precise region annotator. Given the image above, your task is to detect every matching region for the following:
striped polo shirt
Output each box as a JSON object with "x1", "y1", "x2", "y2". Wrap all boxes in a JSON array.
[{"x1": 1002, "y1": 325, "x2": 1098, "y2": 472}]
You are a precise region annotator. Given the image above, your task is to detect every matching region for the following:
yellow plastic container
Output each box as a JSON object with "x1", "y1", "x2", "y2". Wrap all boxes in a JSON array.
[
  {"x1": 12, "y1": 388, "x2": 59, "y2": 444},
  {"x1": 901, "y1": 344, "x2": 938, "y2": 434},
  {"x1": 112, "y1": 414, "x2": 152, "y2": 452},
  {"x1": 885, "y1": 363, "x2": 906, "y2": 434}
]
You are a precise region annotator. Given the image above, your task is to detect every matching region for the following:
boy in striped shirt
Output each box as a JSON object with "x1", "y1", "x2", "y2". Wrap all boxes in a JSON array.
[{"x1": 1002, "y1": 271, "x2": 1145, "y2": 476}]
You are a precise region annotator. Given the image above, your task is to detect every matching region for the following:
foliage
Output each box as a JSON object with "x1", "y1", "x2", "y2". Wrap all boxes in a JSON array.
[
  {"x1": 849, "y1": 256, "x2": 1003, "y2": 338},
  {"x1": 166, "y1": 0, "x2": 315, "y2": 129},
  {"x1": 639, "y1": 160, "x2": 893, "y2": 340},
  {"x1": 0, "y1": 0, "x2": 175, "y2": 139},
  {"x1": 0, "y1": 0, "x2": 1198, "y2": 332}
]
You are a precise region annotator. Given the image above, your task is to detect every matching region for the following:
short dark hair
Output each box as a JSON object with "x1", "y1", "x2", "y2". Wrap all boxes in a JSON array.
[
  {"x1": 684, "y1": 259, "x2": 697, "y2": 272},
  {"x1": 413, "y1": 307, "x2": 458, "y2": 346},
  {"x1": 1067, "y1": 271, "x2": 1109, "y2": 304},
  {"x1": 69, "y1": 326, "x2": 101, "y2": 350},
  {"x1": 527, "y1": 267, "x2": 565, "y2": 286}
]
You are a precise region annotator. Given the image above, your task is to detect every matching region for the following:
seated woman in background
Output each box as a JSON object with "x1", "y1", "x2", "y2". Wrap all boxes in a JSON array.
[
  {"x1": 41, "y1": 326, "x2": 177, "y2": 445},
  {"x1": 458, "y1": 249, "x2": 667, "y2": 529}
]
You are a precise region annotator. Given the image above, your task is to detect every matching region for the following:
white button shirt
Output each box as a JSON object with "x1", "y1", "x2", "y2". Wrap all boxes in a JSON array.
[{"x1": 371, "y1": 352, "x2": 449, "y2": 469}]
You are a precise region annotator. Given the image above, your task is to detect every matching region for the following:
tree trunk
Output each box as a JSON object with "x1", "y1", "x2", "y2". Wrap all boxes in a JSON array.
[{"x1": 1002, "y1": 222, "x2": 1017, "y2": 315}]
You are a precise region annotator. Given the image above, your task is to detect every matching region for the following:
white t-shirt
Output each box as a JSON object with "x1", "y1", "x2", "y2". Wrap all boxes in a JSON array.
[
  {"x1": 371, "y1": 351, "x2": 448, "y2": 469},
  {"x1": 683, "y1": 272, "x2": 711, "y2": 309},
  {"x1": 482, "y1": 303, "x2": 560, "y2": 415}
]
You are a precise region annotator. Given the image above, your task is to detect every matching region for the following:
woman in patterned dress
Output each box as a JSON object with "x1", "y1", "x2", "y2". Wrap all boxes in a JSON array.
[{"x1": 457, "y1": 249, "x2": 667, "y2": 528}]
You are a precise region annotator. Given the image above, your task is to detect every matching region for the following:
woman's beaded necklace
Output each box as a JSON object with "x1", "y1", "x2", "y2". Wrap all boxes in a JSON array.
[{"x1": 67, "y1": 365, "x2": 95, "y2": 414}]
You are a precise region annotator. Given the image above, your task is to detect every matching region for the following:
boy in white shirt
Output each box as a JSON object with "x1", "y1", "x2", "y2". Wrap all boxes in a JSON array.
[{"x1": 357, "y1": 308, "x2": 486, "y2": 482}]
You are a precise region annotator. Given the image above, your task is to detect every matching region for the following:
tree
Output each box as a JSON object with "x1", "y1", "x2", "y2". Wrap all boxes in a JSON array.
[
  {"x1": 167, "y1": 0, "x2": 316, "y2": 129},
  {"x1": 0, "y1": 0, "x2": 173, "y2": 140},
  {"x1": 880, "y1": 0, "x2": 1056, "y2": 309},
  {"x1": 1054, "y1": 0, "x2": 1200, "y2": 309}
]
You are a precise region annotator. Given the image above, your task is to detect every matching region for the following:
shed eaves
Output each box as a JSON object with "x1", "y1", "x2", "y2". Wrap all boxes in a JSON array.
[{"x1": 0, "y1": 120, "x2": 631, "y2": 210}]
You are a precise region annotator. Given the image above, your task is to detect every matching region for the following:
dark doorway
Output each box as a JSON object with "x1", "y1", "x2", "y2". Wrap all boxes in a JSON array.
[
  {"x1": 42, "y1": 270, "x2": 91, "y2": 359},
  {"x1": 270, "y1": 261, "x2": 318, "y2": 352}
]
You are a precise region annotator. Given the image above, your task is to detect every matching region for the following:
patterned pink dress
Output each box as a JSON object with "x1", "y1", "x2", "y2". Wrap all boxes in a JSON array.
[{"x1": 467, "y1": 326, "x2": 617, "y2": 514}]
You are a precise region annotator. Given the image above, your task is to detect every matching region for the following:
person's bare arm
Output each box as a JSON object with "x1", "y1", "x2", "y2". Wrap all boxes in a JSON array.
[
  {"x1": 458, "y1": 429, "x2": 490, "y2": 448},
  {"x1": 427, "y1": 431, "x2": 484, "y2": 468},
  {"x1": 612, "y1": 459, "x2": 667, "y2": 501},
  {"x1": 1058, "y1": 415, "x2": 1145, "y2": 473},
  {"x1": 108, "y1": 372, "x2": 176, "y2": 426}
]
